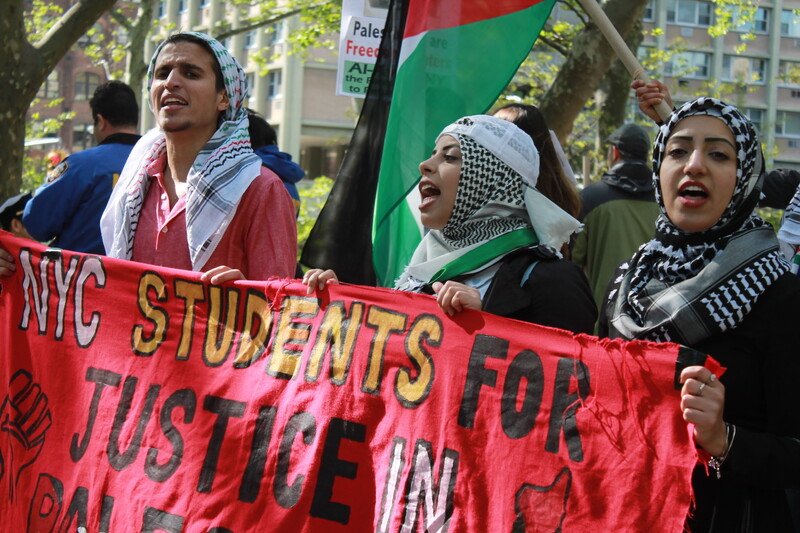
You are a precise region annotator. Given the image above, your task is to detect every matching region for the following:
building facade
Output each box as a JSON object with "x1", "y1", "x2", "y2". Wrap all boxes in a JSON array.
[{"x1": 642, "y1": 0, "x2": 800, "y2": 169}]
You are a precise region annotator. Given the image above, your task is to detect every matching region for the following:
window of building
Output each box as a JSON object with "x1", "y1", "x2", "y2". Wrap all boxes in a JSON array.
[
  {"x1": 665, "y1": 51, "x2": 710, "y2": 78},
  {"x1": 667, "y1": 0, "x2": 712, "y2": 26},
  {"x1": 245, "y1": 72, "x2": 255, "y2": 105},
  {"x1": 734, "y1": 7, "x2": 769, "y2": 33},
  {"x1": 74, "y1": 72, "x2": 101, "y2": 102},
  {"x1": 776, "y1": 111, "x2": 800, "y2": 137},
  {"x1": 267, "y1": 70, "x2": 283, "y2": 99},
  {"x1": 245, "y1": 30, "x2": 257, "y2": 49},
  {"x1": 781, "y1": 61, "x2": 800, "y2": 85},
  {"x1": 37, "y1": 71, "x2": 60, "y2": 99},
  {"x1": 73, "y1": 123, "x2": 94, "y2": 151},
  {"x1": 781, "y1": 9, "x2": 800, "y2": 37},
  {"x1": 746, "y1": 108, "x2": 764, "y2": 133},
  {"x1": 178, "y1": 0, "x2": 186, "y2": 13},
  {"x1": 158, "y1": 0, "x2": 165, "y2": 18},
  {"x1": 270, "y1": 22, "x2": 285, "y2": 45},
  {"x1": 643, "y1": 0, "x2": 655, "y2": 21},
  {"x1": 722, "y1": 56, "x2": 767, "y2": 84}
]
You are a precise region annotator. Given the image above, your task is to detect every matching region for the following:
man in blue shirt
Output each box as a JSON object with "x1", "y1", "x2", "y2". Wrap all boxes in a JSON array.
[{"x1": 23, "y1": 81, "x2": 140, "y2": 254}]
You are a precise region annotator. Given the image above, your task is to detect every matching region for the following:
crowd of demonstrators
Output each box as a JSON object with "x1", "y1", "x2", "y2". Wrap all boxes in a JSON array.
[
  {"x1": 601, "y1": 97, "x2": 800, "y2": 532},
  {"x1": 572, "y1": 123, "x2": 660, "y2": 315},
  {"x1": 246, "y1": 108, "x2": 305, "y2": 217},
  {"x1": 23, "y1": 81, "x2": 141, "y2": 255},
  {"x1": 100, "y1": 32, "x2": 297, "y2": 283},
  {"x1": 304, "y1": 114, "x2": 597, "y2": 334},
  {"x1": 0, "y1": 193, "x2": 33, "y2": 240}
]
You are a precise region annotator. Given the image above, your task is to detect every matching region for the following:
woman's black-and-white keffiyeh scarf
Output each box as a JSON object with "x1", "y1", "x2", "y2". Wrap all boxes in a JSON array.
[
  {"x1": 607, "y1": 97, "x2": 789, "y2": 345},
  {"x1": 100, "y1": 31, "x2": 262, "y2": 270},
  {"x1": 395, "y1": 115, "x2": 581, "y2": 293}
]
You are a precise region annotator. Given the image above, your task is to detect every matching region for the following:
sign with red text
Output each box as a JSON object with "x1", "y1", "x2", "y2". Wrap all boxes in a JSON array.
[
  {"x1": 337, "y1": 0, "x2": 389, "y2": 97},
  {"x1": 0, "y1": 233, "x2": 703, "y2": 532}
]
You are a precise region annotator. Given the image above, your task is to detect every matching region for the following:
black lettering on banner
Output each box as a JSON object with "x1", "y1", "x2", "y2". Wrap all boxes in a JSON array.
[
  {"x1": 52, "y1": 254, "x2": 79, "y2": 341},
  {"x1": 174, "y1": 279, "x2": 205, "y2": 360},
  {"x1": 198, "y1": 396, "x2": 247, "y2": 493},
  {"x1": 362, "y1": 306, "x2": 408, "y2": 395},
  {"x1": 71, "y1": 367, "x2": 122, "y2": 462},
  {"x1": 306, "y1": 301, "x2": 364, "y2": 385},
  {"x1": 141, "y1": 507, "x2": 185, "y2": 533},
  {"x1": 108, "y1": 377, "x2": 161, "y2": 471},
  {"x1": 396, "y1": 314, "x2": 440, "y2": 408},
  {"x1": 268, "y1": 296, "x2": 320, "y2": 379},
  {"x1": 376, "y1": 437, "x2": 406, "y2": 533},
  {"x1": 207, "y1": 528, "x2": 234, "y2": 533},
  {"x1": 203, "y1": 286, "x2": 241, "y2": 367},
  {"x1": 73, "y1": 255, "x2": 105, "y2": 348},
  {"x1": 239, "y1": 405, "x2": 278, "y2": 503},
  {"x1": 275, "y1": 411, "x2": 316, "y2": 508},
  {"x1": 146, "y1": 389, "x2": 197, "y2": 483},
  {"x1": 131, "y1": 271, "x2": 169, "y2": 357},
  {"x1": 400, "y1": 440, "x2": 459, "y2": 533},
  {"x1": 27, "y1": 473, "x2": 63, "y2": 532},
  {"x1": 458, "y1": 334, "x2": 508, "y2": 429},
  {"x1": 59, "y1": 485, "x2": 88, "y2": 532},
  {"x1": 310, "y1": 417, "x2": 366, "y2": 524},
  {"x1": 545, "y1": 358, "x2": 591, "y2": 462},
  {"x1": 18, "y1": 248, "x2": 51, "y2": 335},
  {"x1": 100, "y1": 495, "x2": 115, "y2": 533},
  {"x1": 234, "y1": 289, "x2": 274, "y2": 368},
  {"x1": 501, "y1": 350, "x2": 544, "y2": 439}
]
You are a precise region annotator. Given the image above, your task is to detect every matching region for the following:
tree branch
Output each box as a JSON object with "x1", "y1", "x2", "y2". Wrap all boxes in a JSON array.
[
  {"x1": 213, "y1": 1, "x2": 330, "y2": 40},
  {"x1": 109, "y1": 8, "x2": 133, "y2": 32},
  {"x1": 539, "y1": 34, "x2": 570, "y2": 57}
]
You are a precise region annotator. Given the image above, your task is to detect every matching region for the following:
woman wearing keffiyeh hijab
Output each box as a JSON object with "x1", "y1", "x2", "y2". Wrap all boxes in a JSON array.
[
  {"x1": 100, "y1": 32, "x2": 296, "y2": 281},
  {"x1": 601, "y1": 97, "x2": 800, "y2": 532},
  {"x1": 305, "y1": 115, "x2": 596, "y2": 334}
]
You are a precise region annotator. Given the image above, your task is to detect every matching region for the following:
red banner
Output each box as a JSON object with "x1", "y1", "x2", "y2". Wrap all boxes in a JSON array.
[{"x1": 0, "y1": 232, "x2": 704, "y2": 532}]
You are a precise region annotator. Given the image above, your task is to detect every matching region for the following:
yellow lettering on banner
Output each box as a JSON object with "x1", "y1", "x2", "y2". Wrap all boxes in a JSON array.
[
  {"x1": 362, "y1": 306, "x2": 407, "y2": 395},
  {"x1": 306, "y1": 301, "x2": 364, "y2": 384},
  {"x1": 203, "y1": 286, "x2": 240, "y2": 366},
  {"x1": 131, "y1": 272, "x2": 168, "y2": 356},
  {"x1": 174, "y1": 279, "x2": 205, "y2": 360},
  {"x1": 234, "y1": 289, "x2": 274, "y2": 368},
  {"x1": 268, "y1": 296, "x2": 320, "y2": 379},
  {"x1": 396, "y1": 314, "x2": 440, "y2": 407}
]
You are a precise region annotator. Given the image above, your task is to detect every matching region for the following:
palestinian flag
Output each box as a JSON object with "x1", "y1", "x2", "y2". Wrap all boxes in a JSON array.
[{"x1": 301, "y1": 0, "x2": 557, "y2": 286}]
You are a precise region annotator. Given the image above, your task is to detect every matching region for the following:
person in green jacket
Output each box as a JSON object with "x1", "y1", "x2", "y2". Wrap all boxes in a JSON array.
[{"x1": 572, "y1": 123, "x2": 660, "y2": 316}]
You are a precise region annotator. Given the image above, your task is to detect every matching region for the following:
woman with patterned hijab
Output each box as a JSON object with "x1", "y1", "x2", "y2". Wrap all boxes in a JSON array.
[
  {"x1": 305, "y1": 115, "x2": 596, "y2": 334},
  {"x1": 601, "y1": 97, "x2": 800, "y2": 531}
]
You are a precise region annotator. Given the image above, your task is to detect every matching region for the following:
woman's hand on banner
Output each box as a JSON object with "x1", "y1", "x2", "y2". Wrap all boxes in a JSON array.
[
  {"x1": 200, "y1": 265, "x2": 245, "y2": 285},
  {"x1": 303, "y1": 269, "x2": 339, "y2": 294},
  {"x1": 679, "y1": 365, "x2": 727, "y2": 456},
  {"x1": 432, "y1": 281, "x2": 482, "y2": 316}
]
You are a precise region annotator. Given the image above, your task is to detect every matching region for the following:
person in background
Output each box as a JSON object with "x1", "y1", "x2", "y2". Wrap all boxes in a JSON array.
[
  {"x1": 247, "y1": 109, "x2": 305, "y2": 217},
  {"x1": 492, "y1": 104, "x2": 581, "y2": 218},
  {"x1": 572, "y1": 123, "x2": 660, "y2": 314},
  {"x1": 305, "y1": 115, "x2": 596, "y2": 334},
  {"x1": 22, "y1": 81, "x2": 141, "y2": 254},
  {"x1": 601, "y1": 97, "x2": 800, "y2": 532},
  {"x1": 0, "y1": 193, "x2": 34, "y2": 240}
]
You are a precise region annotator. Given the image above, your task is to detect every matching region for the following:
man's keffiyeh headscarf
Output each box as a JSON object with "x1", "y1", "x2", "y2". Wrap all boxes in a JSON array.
[
  {"x1": 606, "y1": 97, "x2": 789, "y2": 345},
  {"x1": 100, "y1": 31, "x2": 262, "y2": 270},
  {"x1": 395, "y1": 115, "x2": 581, "y2": 292}
]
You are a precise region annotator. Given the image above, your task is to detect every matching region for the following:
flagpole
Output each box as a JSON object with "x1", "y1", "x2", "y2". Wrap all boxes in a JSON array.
[{"x1": 576, "y1": 0, "x2": 673, "y2": 121}]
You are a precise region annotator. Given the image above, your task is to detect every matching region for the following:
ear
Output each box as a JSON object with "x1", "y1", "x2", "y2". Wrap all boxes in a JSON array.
[
  {"x1": 95, "y1": 114, "x2": 107, "y2": 133},
  {"x1": 217, "y1": 90, "x2": 230, "y2": 113},
  {"x1": 610, "y1": 145, "x2": 620, "y2": 161}
]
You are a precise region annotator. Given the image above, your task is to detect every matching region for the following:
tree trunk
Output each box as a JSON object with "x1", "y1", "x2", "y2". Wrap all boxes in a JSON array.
[
  {"x1": 0, "y1": 0, "x2": 116, "y2": 198},
  {"x1": 538, "y1": 0, "x2": 650, "y2": 143}
]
